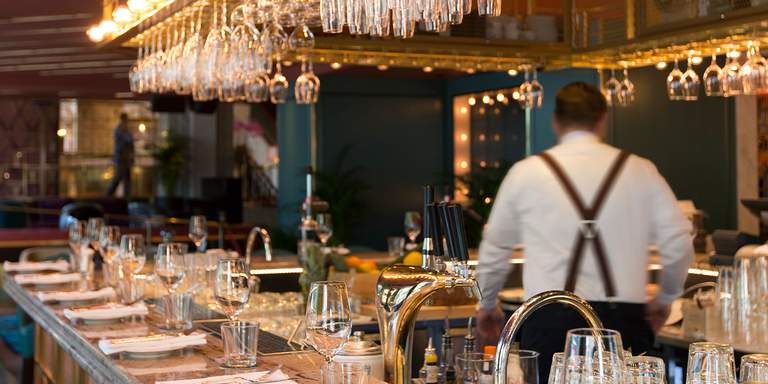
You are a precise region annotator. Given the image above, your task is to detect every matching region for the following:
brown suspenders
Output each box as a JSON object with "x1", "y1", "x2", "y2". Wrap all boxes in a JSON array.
[{"x1": 537, "y1": 150, "x2": 630, "y2": 298}]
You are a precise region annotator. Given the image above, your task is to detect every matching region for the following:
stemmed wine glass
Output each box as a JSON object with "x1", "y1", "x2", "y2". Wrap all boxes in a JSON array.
[
  {"x1": 270, "y1": 62, "x2": 290, "y2": 104},
  {"x1": 563, "y1": 328, "x2": 625, "y2": 384},
  {"x1": 703, "y1": 51, "x2": 724, "y2": 96},
  {"x1": 316, "y1": 214, "x2": 333, "y2": 246},
  {"x1": 156, "y1": 242, "x2": 188, "y2": 294},
  {"x1": 68, "y1": 220, "x2": 85, "y2": 272},
  {"x1": 682, "y1": 55, "x2": 700, "y2": 101},
  {"x1": 100, "y1": 225, "x2": 121, "y2": 285},
  {"x1": 119, "y1": 234, "x2": 147, "y2": 276},
  {"x1": 740, "y1": 42, "x2": 768, "y2": 95},
  {"x1": 667, "y1": 59, "x2": 684, "y2": 101},
  {"x1": 404, "y1": 211, "x2": 422, "y2": 247},
  {"x1": 295, "y1": 61, "x2": 320, "y2": 104},
  {"x1": 722, "y1": 50, "x2": 742, "y2": 97},
  {"x1": 87, "y1": 217, "x2": 105, "y2": 252},
  {"x1": 305, "y1": 281, "x2": 352, "y2": 380},
  {"x1": 617, "y1": 66, "x2": 635, "y2": 107},
  {"x1": 604, "y1": 68, "x2": 621, "y2": 106},
  {"x1": 518, "y1": 67, "x2": 532, "y2": 109},
  {"x1": 214, "y1": 257, "x2": 252, "y2": 322},
  {"x1": 528, "y1": 69, "x2": 543, "y2": 108},
  {"x1": 189, "y1": 215, "x2": 208, "y2": 252}
]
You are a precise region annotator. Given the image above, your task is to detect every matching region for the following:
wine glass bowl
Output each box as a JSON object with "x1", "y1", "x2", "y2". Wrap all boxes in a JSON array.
[
  {"x1": 703, "y1": 53, "x2": 724, "y2": 97},
  {"x1": 119, "y1": 234, "x2": 147, "y2": 276},
  {"x1": 156, "y1": 242, "x2": 188, "y2": 293},
  {"x1": 305, "y1": 280, "x2": 352, "y2": 376},
  {"x1": 563, "y1": 328, "x2": 625, "y2": 384},
  {"x1": 617, "y1": 68, "x2": 635, "y2": 107},
  {"x1": 189, "y1": 215, "x2": 208, "y2": 252},
  {"x1": 667, "y1": 59, "x2": 685, "y2": 101},
  {"x1": 682, "y1": 56, "x2": 701, "y2": 101},
  {"x1": 604, "y1": 69, "x2": 621, "y2": 106},
  {"x1": 214, "y1": 257, "x2": 252, "y2": 322}
]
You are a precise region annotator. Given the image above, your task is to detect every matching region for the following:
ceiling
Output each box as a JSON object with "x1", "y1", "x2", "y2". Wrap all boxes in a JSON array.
[{"x1": 0, "y1": 1, "x2": 135, "y2": 98}]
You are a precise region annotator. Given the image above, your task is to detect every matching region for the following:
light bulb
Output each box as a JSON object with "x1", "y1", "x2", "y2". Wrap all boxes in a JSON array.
[
  {"x1": 330, "y1": 62, "x2": 342, "y2": 70},
  {"x1": 459, "y1": 107, "x2": 468, "y2": 115},
  {"x1": 127, "y1": 0, "x2": 150, "y2": 14},
  {"x1": 138, "y1": 123, "x2": 147, "y2": 133},
  {"x1": 691, "y1": 56, "x2": 703, "y2": 65},
  {"x1": 496, "y1": 93, "x2": 505, "y2": 102},
  {"x1": 87, "y1": 25, "x2": 105, "y2": 42},
  {"x1": 459, "y1": 133, "x2": 468, "y2": 141},
  {"x1": 507, "y1": 69, "x2": 518, "y2": 76},
  {"x1": 482, "y1": 95, "x2": 491, "y2": 104},
  {"x1": 459, "y1": 161, "x2": 468, "y2": 169},
  {"x1": 655, "y1": 61, "x2": 667, "y2": 70},
  {"x1": 56, "y1": 128, "x2": 67, "y2": 137},
  {"x1": 112, "y1": 6, "x2": 133, "y2": 25},
  {"x1": 468, "y1": 97, "x2": 476, "y2": 106},
  {"x1": 377, "y1": 65, "x2": 389, "y2": 71},
  {"x1": 99, "y1": 20, "x2": 117, "y2": 35},
  {"x1": 422, "y1": 66, "x2": 433, "y2": 73}
]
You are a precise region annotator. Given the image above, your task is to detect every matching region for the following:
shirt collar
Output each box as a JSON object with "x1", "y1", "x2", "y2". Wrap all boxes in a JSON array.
[{"x1": 559, "y1": 130, "x2": 600, "y2": 144}]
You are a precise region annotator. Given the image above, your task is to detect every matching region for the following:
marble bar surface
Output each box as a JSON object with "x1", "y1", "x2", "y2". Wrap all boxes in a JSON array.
[{"x1": 2, "y1": 273, "x2": 327, "y2": 384}]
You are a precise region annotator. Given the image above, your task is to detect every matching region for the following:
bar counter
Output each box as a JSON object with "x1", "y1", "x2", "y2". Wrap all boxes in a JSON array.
[{"x1": 2, "y1": 273, "x2": 326, "y2": 384}]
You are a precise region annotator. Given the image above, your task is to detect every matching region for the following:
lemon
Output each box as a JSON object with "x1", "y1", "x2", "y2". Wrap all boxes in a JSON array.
[{"x1": 403, "y1": 251, "x2": 422, "y2": 266}]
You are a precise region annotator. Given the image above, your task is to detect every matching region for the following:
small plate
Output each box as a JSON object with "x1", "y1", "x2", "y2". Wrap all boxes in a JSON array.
[
  {"x1": 122, "y1": 349, "x2": 175, "y2": 360},
  {"x1": 82, "y1": 317, "x2": 122, "y2": 325}
]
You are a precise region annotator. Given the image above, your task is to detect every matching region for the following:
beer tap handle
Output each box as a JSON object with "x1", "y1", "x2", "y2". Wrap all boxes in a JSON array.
[
  {"x1": 438, "y1": 202, "x2": 458, "y2": 262},
  {"x1": 429, "y1": 203, "x2": 443, "y2": 258},
  {"x1": 450, "y1": 204, "x2": 470, "y2": 263}
]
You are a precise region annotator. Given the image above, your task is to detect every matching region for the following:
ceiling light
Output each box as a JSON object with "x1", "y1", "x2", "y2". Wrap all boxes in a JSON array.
[
  {"x1": 655, "y1": 61, "x2": 667, "y2": 70},
  {"x1": 728, "y1": 50, "x2": 741, "y2": 59},
  {"x1": 422, "y1": 66, "x2": 433, "y2": 73},
  {"x1": 282, "y1": 61, "x2": 293, "y2": 66},
  {"x1": 112, "y1": 6, "x2": 133, "y2": 25},
  {"x1": 466, "y1": 68, "x2": 476, "y2": 74},
  {"x1": 330, "y1": 62, "x2": 342, "y2": 70},
  {"x1": 496, "y1": 93, "x2": 505, "y2": 102},
  {"x1": 56, "y1": 128, "x2": 67, "y2": 137},
  {"x1": 459, "y1": 160, "x2": 468, "y2": 169},
  {"x1": 87, "y1": 25, "x2": 105, "y2": 42},
  {"x1": 377, "y1": 64, "x2": 389, "y2": 71},
  {"x1": 468, "y1": 96, "x2": 476, "y2": 106},
  {"x1": 691, "y1": 56, "x2": 703, "y2": 65},
  {"x1": 459, "y1": 106, "x2": 468, "y2": 115},
  {"x1": 482, "y1": 95, "x2": 491, "y2": 104},
  {"x1": 98, "y1": 20, "x2": 117, "y2": 35},
  {"x1": 138, "y1": 123, "x2": 147, "y2": 133},
  {"x1": 512, "y1": 90, "x2": 520, "y2": 100},
  {"x1": 507, "y1": 69, "x2": 518, "y2": 76},
  {"x1": 459, "y1": 133, "x2": 468, "y2": 141}
]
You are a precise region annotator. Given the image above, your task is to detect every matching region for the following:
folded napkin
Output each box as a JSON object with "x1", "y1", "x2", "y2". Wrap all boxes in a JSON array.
[
  {"x1": 4, "y1": 260, "x2": 69, "y2": 273},
  {"x1": 63, "y1": 302, "x2": 148, "y2": 321},
  {"x1": 14, "y1": 272, "x2": 81, "y2": 285},
  {"x1": 37, "y1": 287, "x2": 116, "y2": 303},
  {"x1": 79, "y1": 325, "x2": 149, "y2": 340},
  {"x1": 99, "y1": 331, "x2": 207, "y2": 355},
  {"x1": 155, "y1": 369, "x2": 295, "y2": 384},
  {"x1": 124, "y1": 356, "x2": 208, "y2": 376}
]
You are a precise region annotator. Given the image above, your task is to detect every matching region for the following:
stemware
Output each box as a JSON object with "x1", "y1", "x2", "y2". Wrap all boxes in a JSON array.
[
  {"x1": 685, "y1": 342, "x2": 736, "y2": 384},
  {"x1": 682, "y1": 56, "x2": 701, "y2": 101},
  {"x1": 305, "y1": 281, "x2": 353, "y2": 379},
  {"x1": 87, "y1": 217, "x2": 105, "y2": 252},
  {"x1": 604, "y1": 69, "x2": 621, "y2": 106},
  {"x1": 214, "y1": 257, "x2": 252, "y2": 322},
  {"x1": 194, "y1": 0, "x2": 224, "y2": 101},
  {"x1": 119, "y1": 234, "x2": 147, "y2": 276},
  {"x1": 321, "y1": 0, "x2": 346, "y2": 33},
  {"x1": 722, "y1": 51, "x2": 742, "y2": 97},
  {"x1": 270, "y1": 62, "x2": 290, "y2": 104},
  {"x1": 100, "y1": 225, "x2": 121, "y2": 286},
  {"x1": 156, "y1": 242, "x2": 188, "y2": 293},
  {"x1": 189, "y1": 215, "x2": 208, "y2": 252},
  {"x1": 703, "y1": 52, "x2": 724, "y2": 97},
  {"x1": 295, "y1": 61, "x2": 321, "y2": 104},
  {"x1": 667, "y1": 59, "x2": 684, "y2": 101},
  {"x1": 563, "y1": 328, "x2": 625, "y2": 384},
  {"x1": 316, "y1": 214, "x2": 333, "y2": 246},
  {"x1": 528, "y1": 69, "x2": 543, "y2": 108},
  {"x1": 404, "y1": 211, "x2": 422, "y2": 245},
  {"x1": 68, "y1": 220, "x2": 85, "y2": 272},
  {"x1": 548, "y1": 352, "x2": 564, "y2": 384},
  {"x1": 617, "y1": 67, "x2": 635, "y2": 107},
  {"x1": 740, "y1": 43, "x2": 768, "y2": 95}
]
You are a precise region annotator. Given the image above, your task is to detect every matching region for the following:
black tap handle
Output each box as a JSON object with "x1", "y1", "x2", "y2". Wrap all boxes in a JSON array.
[
  {"x1": 429, "y1": 203, "x2": 443, "y2": 257},
  {"x1": 423, "y1": 185, "x2": 434, "y2": 241},
  {"x1": 438, "y1": 202, "x2": 458, "y2": 260},
  {"x1": 450, "y1": 204, "x2": 470, "y2": 262}
]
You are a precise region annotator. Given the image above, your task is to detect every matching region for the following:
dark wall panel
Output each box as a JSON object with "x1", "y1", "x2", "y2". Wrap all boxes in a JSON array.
[{"x1": 608, "y1": 65, "x2": 736, "y2": 230}]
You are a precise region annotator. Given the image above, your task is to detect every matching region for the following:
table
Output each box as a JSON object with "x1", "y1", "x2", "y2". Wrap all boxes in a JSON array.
[{"x1": 2, "y1": 273, "x2": 327, "y2": 384}]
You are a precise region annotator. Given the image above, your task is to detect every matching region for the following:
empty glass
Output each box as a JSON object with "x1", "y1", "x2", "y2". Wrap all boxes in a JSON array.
[
  {"x1": 456, "y1": 352, "x2": 494, "y2": 384},
  {"x1": 740, "y1": 354, "x2": 768, "y2": 383},
  {"x1": 625, "y1": 356, "x2": 666, "y2": 384},
  {"x1": 189, "y1": 215, "x2": 208, "y2": 252},
  {"x1": 667, "y1": 59, "x2": 684, "y2": 101},
  {"x1": 87, "y1": 217, "x2": 105, "y2": 252},
  {"x1": 682, "y1": 56, "x2": 700, "y2": 101},
  {"x1": 68, "y1": 220, "x2": 85, "y2": 271},
  {"x1": 270, "y1": 62, "x2": 290, "y2": 104},
  {"x1": 563, "y1": 328, "x2": 625, "y2": 384},
  {"x1": 221, "y1": 321, "x2": 260, "y2": 368},
  {"x1": 507, "y1": 350, "x2": 539, "y2": 384},
  {"x1": 722, "y1": 51, "x2": 742, "y2": 97},
  {"x1": 685, "y1": 342, "x2": 736, "y2": 384},
  {"x1": 214, "y1": 257, "x2": 252, "y2": 322},
  {"x1": 295, "y1": 61, "x2": 320, "y2": 104},
  {"x1": 703, "y1": 53, "x2": 724, "y2": 96},
  {"x1": 321, "y1": 362, "x2": 370, "y2": 384},
  {"x1": 734, "y1": 250, "x2": 768, "y2": 347},
  {"x1": 305, "y1": 281, "x2": 352, "y2": 377},
  {"x1": 740, "y1": 43, "x2": 768, "y2": 95},
  {"x1": 162, "y1": 293, "x2": 193, "y2": 330},
  {"x1": 119, "y1": 234, "x2": 146, "y2": 276},
  {"x1": 100, "y1": 225, "x2": 121, "y2": 285},
  {"x1": 604, "y1": 69, "x2": 621, "y2": 106},
  {"x1": 321, "y1": 0, "x2": 346, "y2": 33},
  {"x1": 548, "y1": 352, "x2": 564, "y2": 384},
  {"x1": 156, "y1": 242, "x2": 188, "y2": 293}
]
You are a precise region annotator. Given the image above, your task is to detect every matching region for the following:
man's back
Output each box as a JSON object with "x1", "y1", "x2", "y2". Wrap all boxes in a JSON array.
[{"x1": 477, "y1": 131, "x2": 693, "y2": 305}]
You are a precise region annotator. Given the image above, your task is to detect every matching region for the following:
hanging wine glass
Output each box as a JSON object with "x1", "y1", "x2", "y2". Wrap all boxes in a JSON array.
[
  {"x1": 518, "y1": 66, "x2": 532, "y2": 109},
  {"x1": 178, "y1": 5, "x2": 204, "y2": 95},
  {"x1": 220, "y1": 6, "x2": 245, "y2": 102},
  {"x1": 217, "y1": 0, "x2": 238, "y2": 102},
  {"x1": 295, "y1": 60, "x2": 320, "y2": 104},
  {"x1": 740, "y1": 42, "x2": 768, "y2": 95},
  {"x1": 667, "y1": 58, "x2": 684, "y2": 101},
  {"x1": 604, "y1": 68, "x2": 621, "y2": 106},
  {"x1": 681, "y1": 55, "x2": 700, "y2": 101},
  {"x1": 617, "y1": 65, "x2": 635, "y2": 107},
  {"x1": 722, "y1": 50, "x2": 742, "y2": 97},
  {"x1": 703, "y1": 50, "x2": 724, "y2": 96},
  {"x1": 129, "y1": 37, "x2": 144, "y2": 93},
  {"x1": 289, "y1": 8, "x2": 315, "y2": 51},
  {"x1": 195, "y1": 0, "x2": 224, "y2": 101},
  {"x1": 270, "y1": 62, "x2": 289, "y2": 104},
  {"x1": 528, "y1": 68, "x2": 543, "y2": 109}
]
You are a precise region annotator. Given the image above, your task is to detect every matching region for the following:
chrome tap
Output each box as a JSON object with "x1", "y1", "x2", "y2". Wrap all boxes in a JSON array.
[
  {"x1": 245, "y1": 226, "x2": 273, "y2": 265},
  {"x1": 493, "y1": 290, "x2": 604, "y2": 384},
  {"x1": 376, "y1": 264, "x2": 481, "y2": 384}
]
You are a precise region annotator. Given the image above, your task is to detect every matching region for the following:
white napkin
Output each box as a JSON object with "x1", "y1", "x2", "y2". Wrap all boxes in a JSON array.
[
  {"x1": 155, "y1": 369, "x2": 295, "y2": 384},
  {"x1": 14, "y1": 272, "x2": 81, "y2": 285},
  {"x1": 4, "y1": 260, "x2": 69, "y2": 273},
  {"x1": 37, "y1": 287, "x2": 116, "y2": 303},
  {"x1": 124, "y1": 355, "x2": 208, "y2": 376},
  {"x1": 99, "y1": 331, "x2": 207, "y2": 355},
  {"x1": 79, "y1": 325, "x2": 150, "y2": 340},
  {"x1": 63, "y1": 302, "x2": 148, "y2": 321}
]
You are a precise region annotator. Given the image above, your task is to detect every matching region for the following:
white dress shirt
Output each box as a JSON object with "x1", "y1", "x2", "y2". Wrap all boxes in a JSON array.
[{"x1": 477, "y1": 130, "x2": 694, "y2": 308}]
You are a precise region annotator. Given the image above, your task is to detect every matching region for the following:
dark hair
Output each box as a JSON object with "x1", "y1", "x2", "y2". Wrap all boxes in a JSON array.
[
  {"x1": 119, "y1": 112, "x2": 128, "y2": 122},
  {"x1": 554, "y1": 82, "x2": 607, "y2": 128}
]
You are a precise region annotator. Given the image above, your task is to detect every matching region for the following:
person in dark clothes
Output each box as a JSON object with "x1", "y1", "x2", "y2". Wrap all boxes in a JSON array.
[
  {"x1": 106, "y1": 113, "x2": 134, "y2": 198},
  {"x1": 475, "y1": 82, "x2": 694, "y2": 382}
]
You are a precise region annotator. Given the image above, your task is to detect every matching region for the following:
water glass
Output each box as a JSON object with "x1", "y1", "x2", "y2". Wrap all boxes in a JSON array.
[
  {"x1": 321, "y1": 362, "x2": 370, "y2": 384},
  {"x1": 305, "y1": 281, "x2": 352, "y2": 373},
  {"x1": 548, "y1": 352, "x2": 564, "y2": 384},
  {"x1": 387, "y1": 237, "x2": 405, "y2": 257},
  {"x1": 563, "y1": 328, "x2": 625, "y2": 384},
  {"x1": 685, "y1": 342, "x2": 736, "y2": 384},
  {"x1": 507, "y1": 350, "x2": 539, "y2": 384},
  {"x1": 162, "y1": 293, "x2": 192, "y2": 330},
  {"x1": 740, "y1": 354, "x2": 768, "y2": 383},
  {"x1": 456, "y1": 352, "x2": 494, "y2": 384},
  {"x1": 221, "y1": 321, "x2": 259, "y2": 368},
  {"x1": 117, "y1": 274, "x2": 146, "y2": 304},
  {"x1": 625, "y1": 356, "x2": 666, "y2": 384}
]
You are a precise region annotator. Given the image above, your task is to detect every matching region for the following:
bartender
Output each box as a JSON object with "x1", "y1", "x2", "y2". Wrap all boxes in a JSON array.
[{"x1": 476, "y1": 82, "x2": 693, "y2": 380}]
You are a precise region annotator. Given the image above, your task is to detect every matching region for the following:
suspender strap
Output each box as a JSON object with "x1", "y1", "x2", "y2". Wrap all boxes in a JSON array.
[{"x1": 538, "y1": 150, "x2": 630, "y2": 298}]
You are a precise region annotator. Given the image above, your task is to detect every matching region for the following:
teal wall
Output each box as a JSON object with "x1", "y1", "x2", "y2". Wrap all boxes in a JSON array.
[{"x1": 276, "y1": 102, "x2": 313, "y2": 233}]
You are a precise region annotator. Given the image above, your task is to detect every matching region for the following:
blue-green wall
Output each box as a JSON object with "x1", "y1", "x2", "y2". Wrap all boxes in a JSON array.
[{"x1": 276, "y1": 102, "x2": 313, "y2": 233}]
